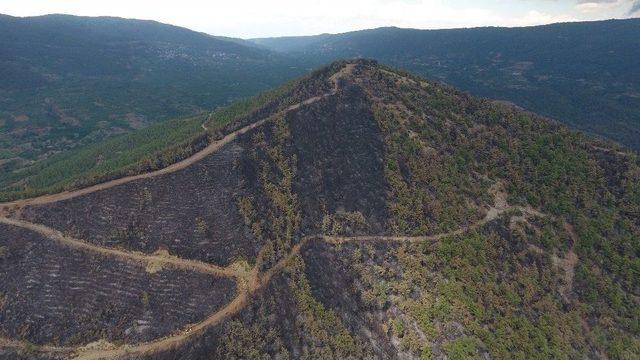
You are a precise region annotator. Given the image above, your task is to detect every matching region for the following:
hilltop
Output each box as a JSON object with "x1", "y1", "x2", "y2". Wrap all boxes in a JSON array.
[
  {"x1": 0, "y1": 60, "x2": 638, "y2": 359},
  {"x1": 3, "y1": 16, "x2": 640, "y2": 202},
  {"x1": 252, "y1": 19, "x2": 640, "y2": 150}
]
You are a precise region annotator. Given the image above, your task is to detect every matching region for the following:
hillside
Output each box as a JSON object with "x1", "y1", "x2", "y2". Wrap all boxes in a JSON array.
[
  {"x1": 0, "y1": 60, "x2": 638, "y2": 359},
  {"x1": 252, "y1": 19, "x2": 640, "y2": 150},
  {"x1": 0, "y1": 14, "x2": 303, "y2": 174},
  {"x1": 0, "y1": 75, "x2": 302, "y2": 202},
  {"x1": 4, "y1": 16, "x2": 640, "y2": 202}
]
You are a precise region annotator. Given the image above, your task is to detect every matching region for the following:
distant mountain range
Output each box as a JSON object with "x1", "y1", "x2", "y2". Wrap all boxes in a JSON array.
[
  {"x1": 0, "y1": 14, "x2": 305, "y2": 171},
  {"x1": 251, "y1": 19, "x2": 640, "y2": 150}
]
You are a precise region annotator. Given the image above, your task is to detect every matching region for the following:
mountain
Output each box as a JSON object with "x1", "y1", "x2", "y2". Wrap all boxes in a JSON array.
[
  {"x1": 0, "y1": 14, "x2": 303, "y2": 173},
  {"x1": 0, "y1": 74, "x2": 301, "y2": 202},
  {"x1": 4, "y1": 15, "x2": 639, "y2": 199},
  {"x1": 251, "y1": 19, "x2": 640, "y2": 150},
  {"x1": 1, "y1": 60, "x2": 638, "y2": 359}
]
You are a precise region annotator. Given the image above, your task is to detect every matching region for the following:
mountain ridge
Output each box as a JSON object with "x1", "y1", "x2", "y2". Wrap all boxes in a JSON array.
[
  {"x1": 3, "y1": 15, "x2": 640, "y2": 207},
  {"x1": 250, "y1": 18, "x2": 640, "y2": 150},
  {"x1": 0, "y1": 13, "x2": 304, "y2": 176},
  {"x1": 1, "y1": 60, "x2": 638, "y2": 359}
]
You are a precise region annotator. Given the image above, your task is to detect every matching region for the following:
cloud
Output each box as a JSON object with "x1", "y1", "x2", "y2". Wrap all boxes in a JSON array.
[
  {"x1": 506, "y1": 10, "x2": 577, "y2": 26},
  {"x1": 575, "y1": 0, "x2": 618, "y2": 13},
  {"x1": 573, "y1": 0, "x2": 640, "y2": 15},
  {"x1": 0, "y1": 0, "x2": 638, "y2": 37}
]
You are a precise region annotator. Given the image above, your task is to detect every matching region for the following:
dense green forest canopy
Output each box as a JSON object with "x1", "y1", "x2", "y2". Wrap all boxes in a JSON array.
[{"x1": 0, "y1": 14, "x2": 305, "y2": 173}]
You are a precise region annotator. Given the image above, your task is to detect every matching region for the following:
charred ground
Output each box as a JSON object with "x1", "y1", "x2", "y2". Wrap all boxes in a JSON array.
[{"x1": 0, "y1": 60, "x2": 638, "y2": 359}]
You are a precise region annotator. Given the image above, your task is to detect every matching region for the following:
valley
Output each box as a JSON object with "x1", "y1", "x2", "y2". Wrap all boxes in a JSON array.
[{"x1": 2, "y1": 15, "x2": 640, "y2": 200}]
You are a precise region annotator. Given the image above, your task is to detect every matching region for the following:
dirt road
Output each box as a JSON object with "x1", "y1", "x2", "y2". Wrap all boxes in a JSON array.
[
  {"x1": 0, "y1": 217, "x2": 235, "y2": 278},
  {"x1": 0, "y1": 64, "x2": 355, "y2": 213},
  {"x1": 1, "y1": 182, "x2": 553, "y2": 359},
  {"x1": 0, "y1": 64, "x2": 563, "y2": 359}
]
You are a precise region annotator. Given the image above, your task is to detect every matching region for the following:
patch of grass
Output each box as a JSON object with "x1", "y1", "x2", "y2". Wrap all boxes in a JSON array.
[{"x1": 23, "y1": 340, "x2": 39, "y2": 354}]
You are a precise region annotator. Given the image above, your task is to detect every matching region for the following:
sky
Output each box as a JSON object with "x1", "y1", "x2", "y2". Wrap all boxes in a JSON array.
[{"x1": 1, "y1": 0, "x2": 639, "y2": 38}]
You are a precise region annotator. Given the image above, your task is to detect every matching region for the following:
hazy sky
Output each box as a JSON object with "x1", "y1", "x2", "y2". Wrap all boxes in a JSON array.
[{"x1": 1, "y1": 0, "x2": 639, "y2": 38}]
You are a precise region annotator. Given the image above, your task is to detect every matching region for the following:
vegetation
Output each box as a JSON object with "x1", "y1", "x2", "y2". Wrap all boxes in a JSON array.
[
  {"x1": 215, "y1": 256, "x2": 369, "y2": 359},
  {"x1": 216, "y1": 320, "x2": 289, "y2": 359},
  {"x1": 373, "y1": 102, "x2": 486, "y2": 235},
  {"x1": 0, "y1": 72, "x2": 307, "y2": 202},
  {"x1": 0, "y1": 56, "x2": 344, "y2": 202},
  {"x1": 0, "y1": 14, "x2": 304, "y2": 176},
  {"x1": 0, "y1": 113, "x2": 205, "y2": 201},
  {"x1": 253, "y1": 19, "x2": 640, "y2": 150},
  {"x1": 337, "y1": 63, "x2": 639, "y2": 358},
  {"x1": 209, "y1": 61, "x2": 640, "y2": 359},
  {"x1": 321, "y1": 211, "x2": 367, "y2": 236},
  {"x1": 3, "y1": 60, "x2": 638, "y2": 359},
  {"x1": 286, "y1": 256, "x2": 366, "y2": 358},
  {"x1": 248, "y1": 115, "x2": 301, "y2": 270},
  {"x1": 221, "y1": 61, "x2": 639, "y2": 358}
]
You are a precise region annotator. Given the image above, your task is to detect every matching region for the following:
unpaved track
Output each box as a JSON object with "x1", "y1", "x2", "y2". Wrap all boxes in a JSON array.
[
  {"x1": 72, "y1": 294, "x2": 250, "y2": 360},
  {"x1": 0, "y1": 64, "x2": 355, "y2": 212},
  {"x1": 0, "y1": 116, "x2": 268, "y2": 211},
  {"x1": 0, "y1": 183, "x2": 549, "y2": 359},
  {"x1": 0, "y1": 64, "x2": 557, "y2": 360},
  {"x1": 82, "y1": 198, "x2": 551, "y2": 359},
  {"x1": 0, "y1": 63, "x2": 358, "y2": 359},
  {"x1": 0, "y1": 65, "x2": 557, "y2": 359},
  {"x1": 322, "y1": 206, "x2": 545, "y2": 245},
  {"x1": 0, "y1": 217, "x2": 235, "y2": 278}
]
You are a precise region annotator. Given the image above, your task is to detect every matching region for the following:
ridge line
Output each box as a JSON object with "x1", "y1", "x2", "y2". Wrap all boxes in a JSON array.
[{"x1": 0, "y1": 63, "x2": 354, "y2": 213}]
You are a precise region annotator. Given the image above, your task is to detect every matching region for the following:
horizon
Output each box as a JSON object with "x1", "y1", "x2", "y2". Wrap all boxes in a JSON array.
[
  {"x1": 1, "y1": 3, "x2": 639, "y2": 360},
  {"x1": 1, "y1": 0, "x2": 639, "y2": 38},
  {"x1": 2, "y1": 11, "x2": 638, "y2": 40}
]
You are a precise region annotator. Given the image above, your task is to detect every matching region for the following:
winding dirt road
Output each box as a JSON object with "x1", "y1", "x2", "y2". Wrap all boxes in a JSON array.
[
  {"x1": 0, "y1": 64, "x2": 562, "y2": 359},
  {"x1": 0, "y1": 116, "x2": 269, "y2": 211},
  {"x1": 0, "y1": 64, "x2": 354, "y2": 213},
  {"x1": 0, "y1": 183, "x2": 549, "y2": 359},
  {"x1": 0, "y1": 217, "x2": 235, "y2": 278},
  {"x1": 0, "y1": 63, "x2": 357, "y2": 359}
]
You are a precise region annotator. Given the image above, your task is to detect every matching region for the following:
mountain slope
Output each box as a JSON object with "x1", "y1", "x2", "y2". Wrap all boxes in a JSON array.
[
  {"x1": 0, "y1": 60, "x2": 638, "y2": 359},
  {"x1": 0, "y1": 75, "x2": 302, "y2": 202},
  {"x1": 0, "y1": 14, "x2": 302, "y2": 173},
  {"x1": 252, "y1": 19, "x2": 640, "y2": 150}
]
